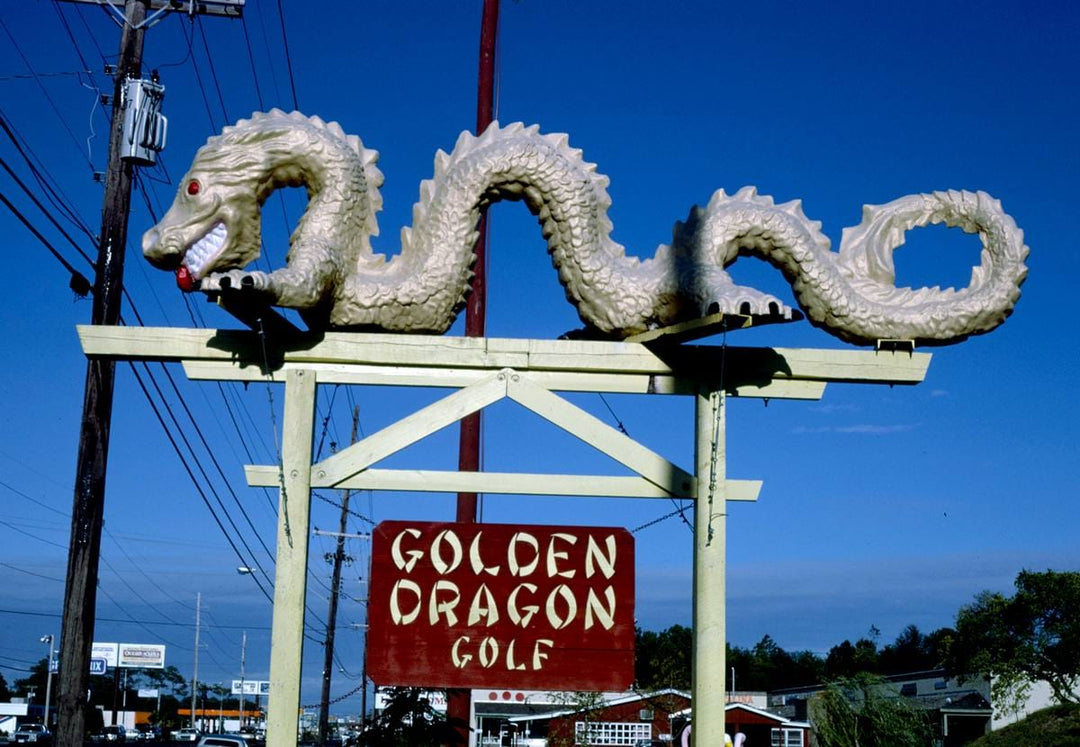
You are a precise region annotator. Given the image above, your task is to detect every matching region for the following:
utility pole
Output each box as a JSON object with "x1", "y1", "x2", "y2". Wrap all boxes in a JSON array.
[
  {"x1": 55, "y1": 3, "x2": 147, "y2": 744},
  {"x1": 53, "y1": 3, "x2": 239, "y2": 745},
  {"x1": 318, "y1": 406, "x2": 360, "y2": 747},
  {"x1": 191, "y1": 593, "x2": 201, "y2": 730},
  {"x1": 239, "y1": 631, "x2": 246, "y2": 730},
  {"x1": 449, "y1": 3, "x2": 499, "y2": 744}
]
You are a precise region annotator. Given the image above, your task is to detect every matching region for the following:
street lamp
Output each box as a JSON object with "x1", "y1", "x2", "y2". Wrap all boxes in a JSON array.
[{"x1": 40, "y1": 635, "x2": 55, "y2": 728}]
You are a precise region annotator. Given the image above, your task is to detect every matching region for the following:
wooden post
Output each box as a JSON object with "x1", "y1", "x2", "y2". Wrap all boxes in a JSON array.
[
  {"x1": 317, "y1": 406, "x2": 360, "y2": 746},
  {"x1": 267, "y1": 369, "x2": 317, "y2": 747},
  {"x1": 692, "y1": 387, "x2": 726, "y2": 744},
  {"x1": 55, "y1": 3, "x2": 146, "y2": 745}
]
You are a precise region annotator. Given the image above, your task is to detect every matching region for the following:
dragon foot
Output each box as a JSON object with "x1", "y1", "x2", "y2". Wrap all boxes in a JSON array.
[
  {"x1": 202, "y1": 269, "x2": 275, "y2": 295},
  {"x1": 701, "y1": 285, "x2": 796, "y2": 320}
]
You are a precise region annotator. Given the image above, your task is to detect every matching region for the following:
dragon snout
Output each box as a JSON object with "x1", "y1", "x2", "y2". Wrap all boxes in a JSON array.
[{"x1": 142, "y1": 226, "x2": 181, "y2": 269}]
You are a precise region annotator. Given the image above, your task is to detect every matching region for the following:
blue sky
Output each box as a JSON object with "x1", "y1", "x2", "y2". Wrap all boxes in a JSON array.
[{"x1": 1, "y1": 0, "x2": 1077, "y2": 711}]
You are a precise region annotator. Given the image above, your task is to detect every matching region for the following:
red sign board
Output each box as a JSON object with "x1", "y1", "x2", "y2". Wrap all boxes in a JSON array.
[{"x1": 367, "y1": 521, "x2": 635, "y2": 691}]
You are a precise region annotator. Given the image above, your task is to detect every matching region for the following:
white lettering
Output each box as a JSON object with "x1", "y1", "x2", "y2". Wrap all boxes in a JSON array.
[
  {"x1": 546, "y1": 533, "x2": 577, "y2": 578},
  {"x1": 505, "y1": 639, "x2": 526, "y2": 671},
  {"x1": 389, "y1": 579, "x2": 422, "y2": 625},
  {"x1": 533, "y1": 639, "x2": 554, "y2": 670},
  {"x1": 428, "y1": 580, "x2": 461, "y2": 625},
  {"x1": 451, "y1": 636, "x2": 472, "y2": 668},
  {"x1": 431, "y1": 529, "x2": 463, "y2": 574},
  {"x1": 584, "y1": 586, "x2": 616, "y2": 630},
  {"x1": 508, "y1": 583, "x2": 539, "y2": 628},
  {"x1": 479, "y1": 637, "x2": 499, "y2": 668},
  {"x1": 390, "y1": 528, "x2": 423, "y2": 573},
  {"x1": 467, "y1": 583, "x2": 500, "y2": 626},
  {"x1": 469, "y1": 532, "x2": 500, "y2": 576},
  {"x1": 545, "y1": 584, "x2": 578, "y2": 629},
  {"x1": 508, "y1": 532, "x2": 540, "y2": 577},
  {"x1": 585, "y1": 534, "x2": 617, "y2": 579}
]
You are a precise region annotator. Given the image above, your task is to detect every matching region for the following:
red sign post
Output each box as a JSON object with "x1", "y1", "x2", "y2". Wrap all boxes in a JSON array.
[{"x1": 367, "y1": 521, "x2": 635, "y2": 691}]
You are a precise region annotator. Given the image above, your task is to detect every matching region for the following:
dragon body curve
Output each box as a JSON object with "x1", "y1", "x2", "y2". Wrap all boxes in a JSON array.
[{"x1": 143, "y1": 110, "x2": 1028, "y2": 345}]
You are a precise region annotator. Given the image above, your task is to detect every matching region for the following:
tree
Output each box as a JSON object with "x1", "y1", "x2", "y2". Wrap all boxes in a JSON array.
[
  {"x1": 0, "y1": 671, "x2": 10, "y2": 701},
  {"x1": 945, "y1": 570, "x2": 1080, "y2": 709},
  {"x1": 877, "y1": 625, "x2": 951, "y2": 675},
  {"x1": 810, "y1": 672, "x2": 932, "y2": 747},
  {"x1": 363, "y1": 687, "x2": 464, "y2": 746},
  {"x1": 634, "y1": 625, "x2": 692, "y2": 690},
  {"x1": 825, "y1": 637, "x2": 879, "y2": 680}
]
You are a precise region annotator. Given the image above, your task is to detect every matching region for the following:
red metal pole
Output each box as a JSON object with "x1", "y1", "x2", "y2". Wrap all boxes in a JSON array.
[{"x1": 450, "y1": 1, "x2": 499, "y2": 743}]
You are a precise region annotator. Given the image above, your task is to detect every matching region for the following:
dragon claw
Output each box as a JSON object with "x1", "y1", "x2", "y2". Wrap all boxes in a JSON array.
[
  {"x1": 706, "y1": 287, "x2": 793, "y2": 319},
  {"x1": 203, "y1": 269, "x2": 272, "y2": 295}
]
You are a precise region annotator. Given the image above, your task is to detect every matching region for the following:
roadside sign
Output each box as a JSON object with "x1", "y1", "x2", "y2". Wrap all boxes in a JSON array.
[
  {"x1": 92, "y1": 642, "x2": 118, "y2": 667},
  {"x1": 367, "y1": 521, "x2": 635, "y2": 691},
  {"x1": 231, "y1": 680, "x2": 270, "y2": 695},
  {"x1": 118, "y1": 643, "x2": 165, "y2": 669},
  {"x1": 90, "y1": 658, "x2": 107, "y2": 675}
]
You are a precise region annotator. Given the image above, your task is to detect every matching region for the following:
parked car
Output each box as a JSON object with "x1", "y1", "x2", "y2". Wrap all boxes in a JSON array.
[
  {"x1": 124, "y1": 729, "x2": 141, "y2": 742},
  {"x1": 173, "y1": 729, "x2": 201, "y2": 743},
  {"x1": 97, "y1": 726, "x2": 126, "y2": 742},
  {"x1": 194, "y1": 735, "x2": 251, "y2": 747},
  {"x1": 13, "y1": 724, "x2": 51, "y2": 743}
]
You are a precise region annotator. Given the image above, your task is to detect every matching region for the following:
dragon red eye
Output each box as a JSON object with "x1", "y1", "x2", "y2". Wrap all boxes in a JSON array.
[{"x1": 187, "y1": 180, "x2": 201, "y2": 196}]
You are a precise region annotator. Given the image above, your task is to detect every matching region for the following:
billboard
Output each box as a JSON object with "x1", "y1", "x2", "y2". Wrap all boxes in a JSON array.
[
  {"x1": 92, "y1": 642, "x2": 118, "y2": 668},
  {"x1": 118, "y1": 644, "x2": 166, "y2": 669},
  {"x1": 231, "y1": 681, "x2": 270, "y2": 696},
  {"x1": 367, "y1": 521, "x2": 634, "y2": 691}
]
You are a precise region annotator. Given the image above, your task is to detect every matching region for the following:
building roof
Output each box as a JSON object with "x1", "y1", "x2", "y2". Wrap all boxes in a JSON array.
[
  {"x1": 672, "y1": 702, "x2": 809, "y2": 728},
  {"x1": 506, "y1": 688, "x2": 690, "y2": 724}
]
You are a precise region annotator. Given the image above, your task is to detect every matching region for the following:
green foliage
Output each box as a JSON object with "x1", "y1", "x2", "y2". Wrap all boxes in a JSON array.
[
  {"x1": 363, "y1": 687, "x2": 464, "y2": 746},
  {"x1": 728, "y1": 635, "x2": 824, "y2": 691},
  {"x1": 965, "y1": 703, "x2": 1080, "y2": 747},
  {"x1": 810, "y1": 672, "x2": 933, "y2": 747},
  {"x1": 634, "y1": 625, "x2": 692, "y2": 690},
  {"x1": 0, "y1": 671, "x2": 10, "y2": 701},
  {"x1": 945, "y1": 570, "x2": 1080, "y2": 709}
]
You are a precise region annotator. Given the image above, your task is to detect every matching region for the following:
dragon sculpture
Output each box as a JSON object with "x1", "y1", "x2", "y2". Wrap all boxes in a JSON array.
[{"x1": 143, "y1": 110, "x2": 1028, "y2": 345}]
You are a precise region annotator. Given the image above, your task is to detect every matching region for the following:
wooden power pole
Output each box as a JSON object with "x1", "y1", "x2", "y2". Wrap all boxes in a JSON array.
[
  {"x1": 54, "y1": 3, "x2": 240, "y2": 745},
  {"x1": 317, "y1": 406, "x2": 361, "y2": 746},
  {"x1": 56, "y1": 3, "x2": 148, "y2": 744}
]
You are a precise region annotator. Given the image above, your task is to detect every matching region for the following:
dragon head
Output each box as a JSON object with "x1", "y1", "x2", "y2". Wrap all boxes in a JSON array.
[{"x1": 142, "y1": 124, "x2": 270, "y2": 291}]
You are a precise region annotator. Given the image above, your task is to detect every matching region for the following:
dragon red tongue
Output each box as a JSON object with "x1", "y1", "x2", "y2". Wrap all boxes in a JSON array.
[{"x1": 176, "y1": 265, "x2": 196, "y2": 292}]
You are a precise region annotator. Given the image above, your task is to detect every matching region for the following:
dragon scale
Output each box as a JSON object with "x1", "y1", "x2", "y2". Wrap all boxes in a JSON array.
[{"x1": 143, "y1": 110, "x2": 1028, "y2": 345}]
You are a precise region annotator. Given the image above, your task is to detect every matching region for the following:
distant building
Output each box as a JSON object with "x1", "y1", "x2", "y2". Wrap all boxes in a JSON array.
[
  {"x1": 503, "y1": 688, "x2": 690, "y2": 746},
  {"x1": 770, "y1": 669, "x2": 992, "y2": 747}
]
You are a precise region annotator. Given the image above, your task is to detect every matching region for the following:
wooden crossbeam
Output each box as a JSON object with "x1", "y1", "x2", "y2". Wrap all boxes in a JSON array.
[
  {"x1": 181, "y1": 360, "x2": 827, "y2": 400},
  {"x1": 78, "y1": 326, "x2": 931, "y2": 385},
  {"x1": 245, "y1": 465, "x2": 761, "y2": 501}
]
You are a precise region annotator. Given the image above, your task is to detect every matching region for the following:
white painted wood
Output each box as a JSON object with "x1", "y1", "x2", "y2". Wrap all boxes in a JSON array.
[
  {"x1": 79, "y1": 325, "x2": 931, "y2": 384},
  {"x1": 505, "y1": 373, "x2": 697, "y2": 494},
  {"x1": 245, "y1": 464, "x2": 762, "y2": 502},
  {"x1": 182, "y1": 360, "x2": 828, "y2": 400},
  {"x1": 267, "y1": 368, "x2": 316, "y2": 747},
  {"x1": 310, "y1": 371, "x2": 508, "y2": 487},
  {"x1": 693, "y1": 387, "x2": 726, "y2": 745}
]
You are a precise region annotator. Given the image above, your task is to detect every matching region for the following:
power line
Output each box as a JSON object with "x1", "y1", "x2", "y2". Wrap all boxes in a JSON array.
[
  {"x1": 274, "y1": 0, "x2": 299, "y2": 109},
  {"x1": 0, "y1": 187, "x2": 92, "y2": 296},
  {"x1": 0, "y1": 15, "x2": 97, "y2": 171}
]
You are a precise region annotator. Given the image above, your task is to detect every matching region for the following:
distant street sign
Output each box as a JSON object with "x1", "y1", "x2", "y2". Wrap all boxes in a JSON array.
[{"x1": 90, "y1": 658, "x2": 107, "y2": 675}]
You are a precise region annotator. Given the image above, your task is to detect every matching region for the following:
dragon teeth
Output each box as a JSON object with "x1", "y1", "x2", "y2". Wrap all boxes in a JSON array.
[{"x1": 185, "y1": 221, "x2": 228, "y2": 277}]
